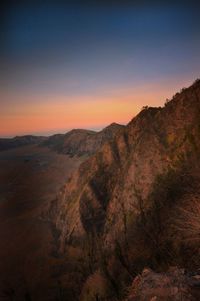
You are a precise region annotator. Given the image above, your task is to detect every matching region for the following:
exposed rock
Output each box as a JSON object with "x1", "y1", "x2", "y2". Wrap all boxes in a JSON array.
[
  {"x1": 126, "y1": 267, "x2": 197, "y2": 301},
  {"x1": 47, "y1": 79, "x2": 200, "y2": 300},
  {"x1": 53, "y1": 79, "x2": 200, "y2": 250}
]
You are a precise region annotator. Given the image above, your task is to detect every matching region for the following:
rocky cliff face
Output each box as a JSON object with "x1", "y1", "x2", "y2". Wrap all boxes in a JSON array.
[
  {"x1": 53, "y1": 79, "x2": 200, "y2": 246},
  {"x1": 49, "y1": 79, "x2": 200, "y2": 300}
]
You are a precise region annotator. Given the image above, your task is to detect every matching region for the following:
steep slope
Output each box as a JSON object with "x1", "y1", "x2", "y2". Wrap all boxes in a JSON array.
[
  {"x1": 0, "y1": 123, "x2": 124, "y2": 300},
  {"x1": 54, "y1": 79, "x2": 200, "y2": 243},
  {"x1": 43, "y1": 123, "x2": 124, "y2": 156},
  {"x1": 50, "y1": 79, "x2": 200, "y2": 300}
]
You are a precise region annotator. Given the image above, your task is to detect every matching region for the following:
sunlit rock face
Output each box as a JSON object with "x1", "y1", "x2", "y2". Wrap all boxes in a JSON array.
[
  {"x1": 54, "y1": 80, "x2": 200, "y2": 247},
  {"x1": 51, "y1": 80, "x2": 200, "y2": 300}
]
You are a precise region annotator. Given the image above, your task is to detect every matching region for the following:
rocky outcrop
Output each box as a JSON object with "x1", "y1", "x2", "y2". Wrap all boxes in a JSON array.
[{"x1": 126, "y1": 267, "x2": 200, "y2": 301}]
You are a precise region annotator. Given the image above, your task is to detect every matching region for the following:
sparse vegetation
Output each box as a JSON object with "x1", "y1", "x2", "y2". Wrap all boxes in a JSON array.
[
  {"x1": 141, "y1": 105, "x2": 149, "y2": 110},
  {"x1": 174, "y1": 199, "x2": 200, "y2": 244},
  {"x1": 193, "y1": 78, "x2": 200, "y2": 85}
]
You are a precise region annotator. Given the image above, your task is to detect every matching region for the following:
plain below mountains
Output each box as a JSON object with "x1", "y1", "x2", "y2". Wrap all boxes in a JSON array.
[{"x1": 0, "y1": 122, "x2": 124, "y2": 301}]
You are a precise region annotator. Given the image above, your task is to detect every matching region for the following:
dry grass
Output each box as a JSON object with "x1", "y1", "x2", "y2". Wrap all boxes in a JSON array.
[{"x1": 174, "y1": 198, "x2": 200, "y2": 243}]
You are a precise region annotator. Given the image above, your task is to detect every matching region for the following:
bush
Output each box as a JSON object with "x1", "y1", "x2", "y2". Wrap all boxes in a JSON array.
[
  {"x1": 193, "y1": 78, "x2": 200, "y2": 85},
  {"x1": 174, "y1": 199, "x2": 200, "y2": 245}
]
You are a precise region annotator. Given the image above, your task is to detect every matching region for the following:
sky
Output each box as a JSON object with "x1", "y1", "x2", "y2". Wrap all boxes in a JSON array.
[{"x1": 0, "y1": 0, "x2": 200, "y2": 137}]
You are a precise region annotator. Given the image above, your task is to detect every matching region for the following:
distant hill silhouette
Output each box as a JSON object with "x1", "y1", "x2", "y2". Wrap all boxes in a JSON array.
[
  {"x1": 0, "y1": 135, "x2": 46, "y2": 151},
  {"x1": 42, "y1": 122, "x2": 124, "y2": 156}
]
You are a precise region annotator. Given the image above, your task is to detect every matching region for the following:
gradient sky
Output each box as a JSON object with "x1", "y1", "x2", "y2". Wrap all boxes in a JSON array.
[{"x1": 1, "y1": 0, "x2": 200, "y2": 137}]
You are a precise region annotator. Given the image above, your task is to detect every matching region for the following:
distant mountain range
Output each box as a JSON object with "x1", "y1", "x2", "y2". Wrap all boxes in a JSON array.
[
  {"x1": 42, "y1": 122, "x2": 124, "y2": 156},
  {"x1": 1, "y1": 79, "x2": 200, "y2": 301},
  {"x1": 0, "y1": 123, "x2": 124, "y2": 155},
  {"x1": 0, "y1": 135, "x2": 46, "y2": 151}
]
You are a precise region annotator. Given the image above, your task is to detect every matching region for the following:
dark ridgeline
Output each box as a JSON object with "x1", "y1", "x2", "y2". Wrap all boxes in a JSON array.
[{"x1": 0, "y1": 136, "x2": 47, "y2": 152}]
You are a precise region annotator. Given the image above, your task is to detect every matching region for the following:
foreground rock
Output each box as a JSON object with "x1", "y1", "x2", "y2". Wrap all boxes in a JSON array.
[{"x1": 127, "y1": 267, "x2": 200, "y2": 301}]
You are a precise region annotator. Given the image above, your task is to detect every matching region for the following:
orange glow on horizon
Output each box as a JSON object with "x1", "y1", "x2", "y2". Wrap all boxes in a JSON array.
[
  {"x1": 0, "y1": 97, "x2": 137, "y2": 137},
  {"x1": 0, "y1": 77, "x2": 195, "y2": 137}
]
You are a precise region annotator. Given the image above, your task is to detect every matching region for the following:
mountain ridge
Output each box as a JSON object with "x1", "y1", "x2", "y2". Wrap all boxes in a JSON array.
[
  {"x1": 42, "y1": 122, "x2": 124, "y2": 156},
  {"x1": 45, "y1": 79, "x2": 200, "y2": 300},
  {"x1": 54, "y1": 79, "x2": 200, "y2": 241},
  {"x1": 0, "y1": 123, "x2": 124, "y2": 156}
]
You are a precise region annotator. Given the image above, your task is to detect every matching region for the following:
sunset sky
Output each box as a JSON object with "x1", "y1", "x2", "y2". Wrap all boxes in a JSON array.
[{"x1": 1, "y1": 0, "x2": 200, "y2": 137}]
